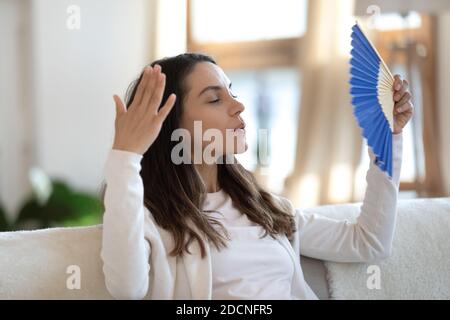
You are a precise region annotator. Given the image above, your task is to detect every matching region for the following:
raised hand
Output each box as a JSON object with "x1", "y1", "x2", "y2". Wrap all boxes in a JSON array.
[
  {"x1": 392, "y1": 75, "x2": 414, "y2": 135},
  {"x1": 112, "y1": 65, "x2": 176, "y2": 155}
]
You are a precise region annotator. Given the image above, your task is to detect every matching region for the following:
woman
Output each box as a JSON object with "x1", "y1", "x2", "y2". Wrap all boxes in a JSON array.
[{"x1": 100, "y1": 53, "x2": 413, "y2": 300}]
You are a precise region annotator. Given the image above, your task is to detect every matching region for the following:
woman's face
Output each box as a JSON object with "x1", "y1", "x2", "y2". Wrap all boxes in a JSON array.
[{"x1": 179, "y1": 62, "x2": 248, "y2": 161}]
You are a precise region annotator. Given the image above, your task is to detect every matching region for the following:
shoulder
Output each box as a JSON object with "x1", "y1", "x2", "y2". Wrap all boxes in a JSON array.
[{"x1": 269, "y1": 193, "x2": 296, "y2": 217}]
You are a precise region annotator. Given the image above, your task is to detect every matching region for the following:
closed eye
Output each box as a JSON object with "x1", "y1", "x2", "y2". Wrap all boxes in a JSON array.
[
  {"x1": 207, "y1": 83, "x2": 237, "y2": 103},
  {"x1": 209, "y1": 94, "x2": 237, "y2": 103}
]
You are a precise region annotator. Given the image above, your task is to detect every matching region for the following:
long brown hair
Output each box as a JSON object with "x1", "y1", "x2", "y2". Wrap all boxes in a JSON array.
[{"x1": 102, "y1": 53, "x2": 296, "y2": 259}]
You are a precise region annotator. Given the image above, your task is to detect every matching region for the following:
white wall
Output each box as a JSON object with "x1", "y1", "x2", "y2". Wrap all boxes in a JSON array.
[
  {"x1": 438, "y1": 12, "x2": 450, "y2": 195},
  {"x1": 32, "y1": 0, "x2": 157, "y2": 190},
  {"x1": 0, "y1": 0, "x2": 33, "y2": 218},
  {"x1": 0, "y1": 0, "x2": 159, "y2": 219}
]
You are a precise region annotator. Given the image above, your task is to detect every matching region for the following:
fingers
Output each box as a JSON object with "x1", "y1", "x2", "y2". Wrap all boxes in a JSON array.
[
  {"x1": 157, "y1": 93, "x2": 177, "y2": 122},
  {"x1": 142, "y1": 65, "x2": 160, "y2": 108},
  {"x1": 113, "y1": 94, "x2": 126, "y2": 117},
  {"x1": 133, "y1": 67, "x2": 152, "y2": 107},
  {"x1": 130, "y1": 64, "x2": 175, "y2": 122},
  {"x1": 393, "y1": 74, "x2": 403, "y2": 91},
  {"x1": 148, "y1": 72, "x2": 166, "y2": 115},
  {"x1": 392, "y1": 75, "x2": 412, "y2": 113},
  {"x1": 395, "y1": 91, "x2": 412, "y2": 108},
  {"x1": 395, "y1": 101, "x2": 414, "y2": 114},
  {"x1": 394, "y1": 80, "x2": 409, "y2": 102}
]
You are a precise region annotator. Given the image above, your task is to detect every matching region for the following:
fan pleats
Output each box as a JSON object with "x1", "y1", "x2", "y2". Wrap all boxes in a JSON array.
[{"x1": 350, "y1": 23, "x2": 394, "y2": 178}]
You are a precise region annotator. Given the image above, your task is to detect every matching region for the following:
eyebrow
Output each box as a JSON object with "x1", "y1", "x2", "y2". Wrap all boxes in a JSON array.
[{"x1": 198, "y1": 82, "x2": 232, "y2": 98}]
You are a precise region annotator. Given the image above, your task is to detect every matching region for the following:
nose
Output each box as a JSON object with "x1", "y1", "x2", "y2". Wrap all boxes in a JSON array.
[{"x1": 230, "y1": 98, "x2": 245, "y2": 116}]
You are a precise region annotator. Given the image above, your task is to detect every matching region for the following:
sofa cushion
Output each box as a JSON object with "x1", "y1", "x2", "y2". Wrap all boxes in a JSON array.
[
  {"x1": 0, "y1": 225, "x2": 112, "y2": 299},
  {"x1": 308, "y1": 197, "x2": 450, "y2": 299}
]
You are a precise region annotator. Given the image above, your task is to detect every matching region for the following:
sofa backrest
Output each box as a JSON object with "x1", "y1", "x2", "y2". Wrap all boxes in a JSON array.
[
  {"x1": 1, "y1": 197, "x2": 449, "y2": 299},
  {"x1": 0, "y1": 225, "x2": 112, "y2": 299}
]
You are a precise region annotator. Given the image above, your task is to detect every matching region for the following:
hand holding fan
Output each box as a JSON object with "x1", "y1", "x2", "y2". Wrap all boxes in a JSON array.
[{"x1": 349, "y1": 22, "x2": 395, "y2": 179}]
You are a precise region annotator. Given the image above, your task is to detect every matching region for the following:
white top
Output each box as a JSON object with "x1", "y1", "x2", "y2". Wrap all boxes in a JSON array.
[
  {"x1": 100, "y1": 133, "x2": 403, "y2": 300},
  {"x1": 203, "y1": 190, "x2": 295, "y2": 299}
]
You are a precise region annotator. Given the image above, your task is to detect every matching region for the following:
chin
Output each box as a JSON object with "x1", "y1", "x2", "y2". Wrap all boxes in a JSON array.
[
  {"x1": 220, "y1": 136, "x2": 248, "y2": 160},
  {"x1": 235, "y1": 142, "x2": 248, "y2": 154},
  {"x1": 231, "y1": 135, "x2": 248, "y2": 153},
  {"x1": 225, "y1": 141, "x2": 247, "y2": 156}
]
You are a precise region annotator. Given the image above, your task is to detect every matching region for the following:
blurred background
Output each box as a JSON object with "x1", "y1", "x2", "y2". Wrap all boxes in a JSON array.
[{"x1": 0, "y1": 0, "x2": 449, "y2": 231}]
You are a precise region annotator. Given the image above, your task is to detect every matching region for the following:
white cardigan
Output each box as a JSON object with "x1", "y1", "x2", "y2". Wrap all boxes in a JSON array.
[{"x1": 100, "y1": 133, "x2": 403, "y2": 300}]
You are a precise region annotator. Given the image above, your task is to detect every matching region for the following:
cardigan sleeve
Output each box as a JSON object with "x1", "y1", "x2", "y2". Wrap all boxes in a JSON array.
[
  {"x1": 100, "y1": 149, "x2": 150, "y2": 299},
  {"x1": 293, "y1": 133, "x2": 403, "y2": 263}
]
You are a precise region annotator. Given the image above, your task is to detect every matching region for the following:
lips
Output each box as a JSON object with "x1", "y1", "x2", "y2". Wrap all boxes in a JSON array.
[{"x1": 234, "y1": 122, "x2": 246, "y2": 131}]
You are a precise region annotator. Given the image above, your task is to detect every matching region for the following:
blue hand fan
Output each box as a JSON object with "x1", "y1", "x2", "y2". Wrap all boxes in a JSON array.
[{"x1": 350, "y1": 22, "x2": 395, "y2": 179}]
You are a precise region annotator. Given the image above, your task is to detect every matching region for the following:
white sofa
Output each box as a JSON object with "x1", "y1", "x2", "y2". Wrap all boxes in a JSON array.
[{"x1": 0, "y1": 197, "x2": 449, "y2": 300}]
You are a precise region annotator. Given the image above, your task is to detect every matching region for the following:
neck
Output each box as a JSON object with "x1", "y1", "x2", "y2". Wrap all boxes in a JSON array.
[{"x1": 194, "y1": 163, "x2": 220, "y2": 193}]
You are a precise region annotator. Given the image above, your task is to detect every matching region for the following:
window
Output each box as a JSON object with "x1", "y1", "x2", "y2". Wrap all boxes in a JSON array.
[
  {"x1": 360, "y1": 13, "x2": 444, "y2": 198},
  {"x1": 373, "y1": 11, "x2": 422, "y2": 31},
  {"x1": 188, "y1": 0, "x2": 308, "y2": 193},
  {"x1": 190, "y1": 0, "x2": 308, "y2": 43},
  {"x1": 229, "y1": 68, "x2": 301, "y2": 193}
]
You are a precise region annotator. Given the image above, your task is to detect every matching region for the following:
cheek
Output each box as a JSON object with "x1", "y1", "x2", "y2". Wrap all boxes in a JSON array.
[
  {"x1": 180, "y1": 103, "x2": 233, "y2": 149},
  {"x1": 179, "y1": 107, "x2": 204, "y2": 132},
  {"x1": 196, "y1": 108, "x2": 228, "y2": 132}
]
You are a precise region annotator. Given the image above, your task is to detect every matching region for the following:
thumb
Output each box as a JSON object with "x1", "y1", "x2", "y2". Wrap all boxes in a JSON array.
[{"x1": 113, "y1": 95, "x2": 126, "y2": 116}]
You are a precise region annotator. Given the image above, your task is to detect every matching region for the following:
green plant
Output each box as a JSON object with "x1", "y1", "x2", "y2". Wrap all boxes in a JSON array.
[{"x1": 13, "y1": 179, "x2": 104, "y2": 230}]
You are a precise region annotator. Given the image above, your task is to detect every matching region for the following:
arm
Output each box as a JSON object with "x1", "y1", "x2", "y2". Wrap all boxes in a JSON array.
[
  {"x1": 101, "y1": 64, "x2": 176, "y2": 299},
  {"x1": 297, "y1": 133, "x2": 403, "y2": 263},
  {"x1": 100, "y1": 149, "x2": 150, "y2": 299}
]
